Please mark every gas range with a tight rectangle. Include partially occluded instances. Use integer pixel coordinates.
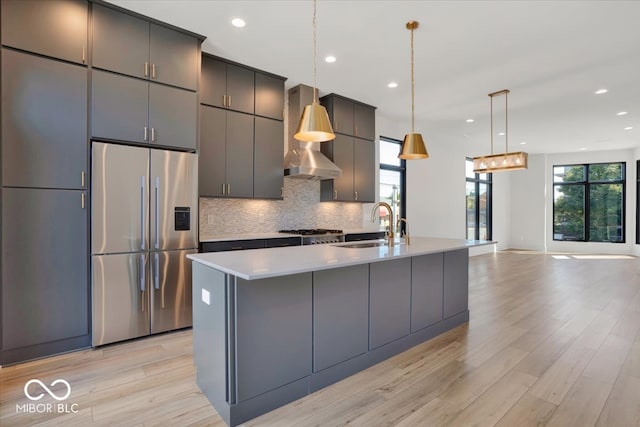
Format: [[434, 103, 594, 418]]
[[279, 229, 345, 245]]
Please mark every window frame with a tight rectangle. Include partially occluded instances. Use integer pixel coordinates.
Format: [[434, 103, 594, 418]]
[[465, 158, 493, 241], [552, 162, 626, 243], [379, 136, 406, 233]]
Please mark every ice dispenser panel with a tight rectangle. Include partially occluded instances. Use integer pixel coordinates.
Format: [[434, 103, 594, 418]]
[[174, 207, 191, 231]]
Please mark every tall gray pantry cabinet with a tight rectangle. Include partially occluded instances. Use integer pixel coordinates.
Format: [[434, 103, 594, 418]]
[[0, 0, 204, 364]]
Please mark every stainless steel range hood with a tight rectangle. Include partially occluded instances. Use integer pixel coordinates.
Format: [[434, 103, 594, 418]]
[[284, 85, 341, 180]]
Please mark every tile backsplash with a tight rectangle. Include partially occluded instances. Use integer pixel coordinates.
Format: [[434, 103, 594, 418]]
[[199, 179, 365, 239]]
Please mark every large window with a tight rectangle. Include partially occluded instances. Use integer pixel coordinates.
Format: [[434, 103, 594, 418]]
[[553, 162, 625, 242], [466, 158, 492, 240], [379, 137, 406, 232]]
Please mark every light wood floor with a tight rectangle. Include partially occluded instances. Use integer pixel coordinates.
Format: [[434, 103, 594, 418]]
[[2, 251, 639, 427]]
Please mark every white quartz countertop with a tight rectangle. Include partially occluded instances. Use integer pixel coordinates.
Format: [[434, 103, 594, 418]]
[[188, 237, 495, 280]]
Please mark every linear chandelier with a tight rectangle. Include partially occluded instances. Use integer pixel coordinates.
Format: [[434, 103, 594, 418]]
[[473, 89, 527, 173]]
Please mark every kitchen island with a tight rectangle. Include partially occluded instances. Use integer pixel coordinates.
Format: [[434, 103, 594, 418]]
[[188, 237, 492, 426]]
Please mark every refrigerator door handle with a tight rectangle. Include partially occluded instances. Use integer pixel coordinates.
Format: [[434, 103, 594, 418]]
[[140, 254, 146, 312], [155, 176, 160, 249], [141, 176, 146, 251], [154, 253, 160, 290]]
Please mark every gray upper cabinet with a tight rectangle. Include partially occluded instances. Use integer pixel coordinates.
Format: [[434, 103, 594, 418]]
[[353, 138, 376, 202], [1, 0, 88, 65], [254, 117, 284, 199], [1, 49, 87, 189], [201, 55, 254, 114], [199, 105, 254, 198], [255, 73, 285, 120], [2, 187, 88, 354], [320, 94, 376, 202], [354, 103, 376, 140], [322, 94, 376, 139], [92, 70, 197, 150], [92, 4, 198, 91]]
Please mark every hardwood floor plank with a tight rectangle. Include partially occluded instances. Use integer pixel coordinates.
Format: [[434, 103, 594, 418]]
[[494, 393, 557, 427], [595, 374, 640, 427], [581, 334, 633, 384], [545, 376, 613, 427]]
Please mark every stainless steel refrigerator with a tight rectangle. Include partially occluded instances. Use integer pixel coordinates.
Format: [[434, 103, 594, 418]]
[[91, 142, 198, 347]]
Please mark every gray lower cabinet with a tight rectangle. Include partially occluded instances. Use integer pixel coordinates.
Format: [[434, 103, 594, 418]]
[[313, 265, 369, 372], [235, 273, 312, 402], [92, 70, 197, 150], [411, 254, 444, 332], [254, 117, 284, 199], [369, 258, 412, 349], [1, 187, 89, 363], [1, 49, 87, 189], [1, 0, 88, 65], [199, 105, 254, 198], [443, 249, 469, 318], [92, 3, 199, 91]]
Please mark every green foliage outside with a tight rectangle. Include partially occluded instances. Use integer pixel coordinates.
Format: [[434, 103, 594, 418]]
[[553, 163, 623, 242]]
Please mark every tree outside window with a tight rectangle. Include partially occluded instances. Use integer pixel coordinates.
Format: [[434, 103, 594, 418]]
[[553, 163, 625, 243]]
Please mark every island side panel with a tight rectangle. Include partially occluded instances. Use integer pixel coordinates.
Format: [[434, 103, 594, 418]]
[[313, 264, 369, 372], [369, 257, 412, 349], [411, 253, 444, 332], [234, 273, 313, 402], [443, 248, 470, 318], [192, 262, 231, 424]]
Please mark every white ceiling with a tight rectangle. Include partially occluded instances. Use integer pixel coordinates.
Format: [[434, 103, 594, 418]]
[[109, 0, 640, 155]]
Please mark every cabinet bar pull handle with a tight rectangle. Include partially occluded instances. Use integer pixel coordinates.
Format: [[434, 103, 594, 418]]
[[228, 95, 232, 108], [355, 191, 358, 201], [144, 126, 148, 141], [141, 176, 146, 251], [223, 95, 227, 107], [81, 193, 85, 209], [151, 63, 156, 79], [81, 170, 86, 188], [227, 183, 231, 195], [82, 45, 86, 64], [144, 62, 149, 77], [281, 187, 284, 198], [334, 190, 338, 200], [151, 127, 156, 142]]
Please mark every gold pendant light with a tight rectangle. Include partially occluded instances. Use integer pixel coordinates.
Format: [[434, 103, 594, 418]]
[[472, 89, 528, 173], [294, 0, 335, 142], [399, 21, 428, 160]]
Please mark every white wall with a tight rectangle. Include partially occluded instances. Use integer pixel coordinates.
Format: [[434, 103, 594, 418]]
[[509, 154, 547, 251]]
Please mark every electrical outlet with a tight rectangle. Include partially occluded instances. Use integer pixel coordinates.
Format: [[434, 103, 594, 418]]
[[207, 214, 214, 225]]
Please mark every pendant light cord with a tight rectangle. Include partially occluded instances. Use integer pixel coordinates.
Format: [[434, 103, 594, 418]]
[[505, 90, 509, 153], [313, 0, 318, 103], [490, 94, 494, 155], [410, 26, 415, 133]]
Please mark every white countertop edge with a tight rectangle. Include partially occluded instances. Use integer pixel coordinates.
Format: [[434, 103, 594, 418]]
[[189, 238, 495, 281], [200, 229, 383, 243]]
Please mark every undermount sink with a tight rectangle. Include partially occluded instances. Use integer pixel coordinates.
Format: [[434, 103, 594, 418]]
[[334, 241, 388, 248]]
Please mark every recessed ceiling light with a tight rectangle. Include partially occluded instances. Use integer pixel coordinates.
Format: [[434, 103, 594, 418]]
[[594, 89, 608, 95], [520, 141, 527, 145], [616, 111, 628, 116], [624, 126, 633, 130], [231, 18, 246, 28], [580, 147, 588, 151], [497, 132, 505, 136], [387, 82, 398, 88], [465, 119, 474, 123], [324, 56, 336, 63]]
